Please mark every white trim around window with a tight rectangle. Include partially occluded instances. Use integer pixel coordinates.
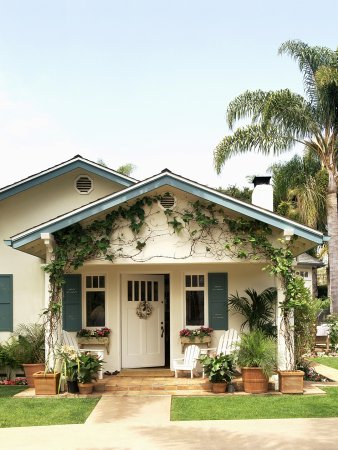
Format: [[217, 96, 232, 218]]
[[83, 274, 107, 328], [183, 273, 208, 328]]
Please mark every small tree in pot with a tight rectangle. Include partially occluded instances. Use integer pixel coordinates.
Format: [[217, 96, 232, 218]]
[[200, 353, 235, 393], [77, 352, 103, 394], [13, 323, 45, 387], [237, 329, 277, 393]]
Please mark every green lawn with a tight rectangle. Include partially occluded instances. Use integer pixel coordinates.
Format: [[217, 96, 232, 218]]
[[171, 388, 338, 421], [0, 386, 100, 428], [0, 386, 29, 397], [311, 357, 338, 370]]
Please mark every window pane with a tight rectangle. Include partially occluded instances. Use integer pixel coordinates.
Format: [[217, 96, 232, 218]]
[[99, 276, 105, 288], [128, 281, 133, 301], [186, 291, 204, 325], [93, 276, 98, 288], [134, 281, 139, 301], [199, 275, 204, 287], [141, 281, 146, 301], [147, 281, 152, 301], [154, 282, 158, 301], [185, 275, 191, 287], [86, 291, 105, 326], [192, 275, 198, 287], [86, 276, 92, 288]]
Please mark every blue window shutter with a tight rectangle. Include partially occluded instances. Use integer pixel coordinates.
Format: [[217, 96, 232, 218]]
[[0, 275, 13, 332], [208, 273, 228, 330], [63, 275, 82, 331]]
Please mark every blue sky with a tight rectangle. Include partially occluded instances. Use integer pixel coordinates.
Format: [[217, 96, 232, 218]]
[[0, 0, 337, 188]]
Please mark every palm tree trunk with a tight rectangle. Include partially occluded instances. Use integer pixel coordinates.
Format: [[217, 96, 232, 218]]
[[326, 171, 338, 313]]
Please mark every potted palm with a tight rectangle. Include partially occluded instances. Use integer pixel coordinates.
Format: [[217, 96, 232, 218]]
[[13, 323, 45, 388], [77, 352, 103, 394], [200, 353, 235, 393], [237, 329, 277, 393]]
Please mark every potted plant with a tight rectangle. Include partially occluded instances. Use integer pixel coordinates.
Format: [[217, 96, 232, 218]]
[[77, 352, 103, 394], [57, 345, 81, 393], [237, 329, 277, 393], [200, 353, 235, 393], [32, 297, 62, 395], [13, 323, 45, 388]]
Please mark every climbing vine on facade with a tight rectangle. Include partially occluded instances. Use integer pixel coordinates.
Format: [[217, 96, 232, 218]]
[[44, 194, 311, 369]]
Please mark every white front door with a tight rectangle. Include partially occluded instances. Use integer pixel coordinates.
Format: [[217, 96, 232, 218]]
[[121, 275, 165, 368]]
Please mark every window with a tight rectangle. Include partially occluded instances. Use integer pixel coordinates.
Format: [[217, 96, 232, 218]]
[[0, 275, 13, 331], [296, 270, 310, 279], [185, 274, 205, 326], [85, 275, 105, 327]]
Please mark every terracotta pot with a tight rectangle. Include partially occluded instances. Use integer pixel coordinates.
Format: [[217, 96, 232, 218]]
[[33, 371, 60, 395], [278, 370, 304, 394], [241, 367, 268, 393], [211, 382, 227, 393], [23, 363, 46, 388], [78, 382, 94, 395]]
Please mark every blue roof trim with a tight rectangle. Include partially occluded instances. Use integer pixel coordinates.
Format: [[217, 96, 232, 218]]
[[0, 159, 135, 201], [9, 172, 326, 249]]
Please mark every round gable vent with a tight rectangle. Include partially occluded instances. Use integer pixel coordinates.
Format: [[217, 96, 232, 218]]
[[159, 194, 175, 210], [75, 175, 93, 194]]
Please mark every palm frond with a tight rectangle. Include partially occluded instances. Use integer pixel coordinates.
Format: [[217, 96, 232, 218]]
[[228, 288, 276, 335], [278, 40, 334, 106], [214, 124, 296, 174], [226, 90, 272, 129], [261, 89, 319, 138]]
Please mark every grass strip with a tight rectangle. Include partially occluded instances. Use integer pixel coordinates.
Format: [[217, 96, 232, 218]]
[[311, 357, 338, 370], [0, 393, 100, 428], [171, 388, 338, 421], [0, 386, 28, 397]]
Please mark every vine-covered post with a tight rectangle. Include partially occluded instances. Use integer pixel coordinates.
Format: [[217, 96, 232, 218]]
[[276, 278, 294, 370], [41, 233, 61, 371]]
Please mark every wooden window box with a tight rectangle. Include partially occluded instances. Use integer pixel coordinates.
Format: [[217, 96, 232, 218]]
[[180, 336, 211, 352], [77, 336, 110, 354]]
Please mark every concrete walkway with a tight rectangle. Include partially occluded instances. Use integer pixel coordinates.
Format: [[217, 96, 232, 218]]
[[1, 393, 338, 450], [312, 362, 338, 382], [3, 364, 338, 450]]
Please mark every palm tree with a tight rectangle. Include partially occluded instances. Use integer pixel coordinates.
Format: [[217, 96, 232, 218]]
[[271, 153, 327, 231], [228, 287, 276, 336], [214, 40, 338, 312]]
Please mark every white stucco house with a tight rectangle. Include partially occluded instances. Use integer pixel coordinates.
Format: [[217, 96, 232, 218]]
[[0, 156, 327, 372]]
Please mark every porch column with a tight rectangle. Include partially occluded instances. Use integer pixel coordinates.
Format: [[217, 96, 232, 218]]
[[41, 233, 56, 370], [276, 277, 294, 371]]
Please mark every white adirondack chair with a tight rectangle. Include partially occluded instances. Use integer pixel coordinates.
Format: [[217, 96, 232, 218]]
[[201, 329, 240, 378], [173, 344, 200, 378], [62, 330, 104, 380]]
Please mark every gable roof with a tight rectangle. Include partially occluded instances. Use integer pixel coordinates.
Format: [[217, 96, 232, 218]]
[[0, 155, 137, 201], [6, 168, 328, 257], [296, 253, 325, 268]]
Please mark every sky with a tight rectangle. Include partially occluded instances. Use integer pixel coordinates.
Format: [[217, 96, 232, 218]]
[[0, 0, 337, 190]]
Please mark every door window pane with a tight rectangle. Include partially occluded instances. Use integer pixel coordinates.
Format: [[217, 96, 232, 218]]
[[134, 281, 139, 301]]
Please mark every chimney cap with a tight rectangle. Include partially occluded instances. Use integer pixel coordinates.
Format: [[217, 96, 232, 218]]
[[252, 175, 272, 187]]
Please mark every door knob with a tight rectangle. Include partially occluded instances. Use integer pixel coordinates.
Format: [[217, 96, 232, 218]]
[[161, 325, 165, 338]]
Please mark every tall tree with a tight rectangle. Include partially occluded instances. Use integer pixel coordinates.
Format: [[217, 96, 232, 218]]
[[214, 40, 338, 312], [271, 153, 327, 231]]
